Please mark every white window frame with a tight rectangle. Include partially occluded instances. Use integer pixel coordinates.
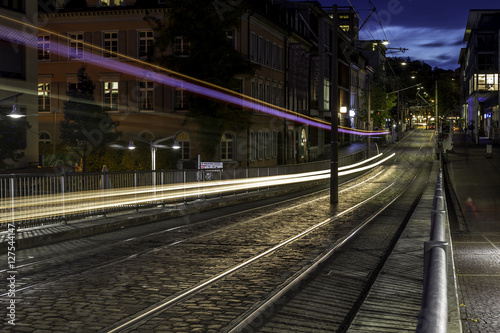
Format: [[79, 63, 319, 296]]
[[103, 31, 118, 58], [138, 81, 154, 111], [220, 132, 234, 161], [138, 30, 154, 59], [103, 81, 119, 111], [38, 35, 50, 61], [177, 132, 190, 160], [39, 131, 52, 144], [38, 82, 51, 112], [69, 32, 84, 60]]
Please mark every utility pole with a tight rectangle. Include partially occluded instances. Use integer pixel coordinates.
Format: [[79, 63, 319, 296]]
[[330, 5, 339, 205], [435, 80, 438, 135], [367, 73, 371, 157]]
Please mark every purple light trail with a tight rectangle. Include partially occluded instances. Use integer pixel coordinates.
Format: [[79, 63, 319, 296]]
[[0, 21, 389, 136]]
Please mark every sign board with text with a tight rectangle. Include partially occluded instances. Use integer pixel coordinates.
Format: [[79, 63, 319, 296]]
[[200, 162, 223, 169]]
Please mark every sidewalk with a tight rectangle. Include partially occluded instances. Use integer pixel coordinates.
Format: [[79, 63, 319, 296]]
[[445, 133, 500, 332]]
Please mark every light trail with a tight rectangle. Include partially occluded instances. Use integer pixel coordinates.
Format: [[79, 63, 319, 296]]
[[0, 153, 395, 223], [0, 14, 389, 135], [0, 152, 388, 211]]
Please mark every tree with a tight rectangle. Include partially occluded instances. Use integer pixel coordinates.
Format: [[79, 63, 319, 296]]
[[146, 0, 255, 160], [60, 66, 121, 172], [361, 85, 396, 128], [0, 108, 30, 170]]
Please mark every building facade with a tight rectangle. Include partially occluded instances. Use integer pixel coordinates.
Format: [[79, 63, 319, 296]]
[[0, 1, 39, 169], [34, 0, 370, 171], [459, 10, 500, 143]]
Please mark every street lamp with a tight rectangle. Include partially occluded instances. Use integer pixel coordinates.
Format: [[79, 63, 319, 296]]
[[150, 135, 180, 172], [127, 140, 136, 150], [8, 104, 25, 119]]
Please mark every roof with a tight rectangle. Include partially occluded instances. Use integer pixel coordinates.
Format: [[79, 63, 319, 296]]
[[464, 9, 500, 42]]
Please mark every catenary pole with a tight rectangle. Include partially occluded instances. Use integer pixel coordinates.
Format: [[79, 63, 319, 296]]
[[330, 5, 339, 205]]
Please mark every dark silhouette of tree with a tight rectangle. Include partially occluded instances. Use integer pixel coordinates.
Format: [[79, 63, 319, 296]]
[[0, 107, 30, 170], [60, 66, 120, 172], [146, 0, 255, 160]]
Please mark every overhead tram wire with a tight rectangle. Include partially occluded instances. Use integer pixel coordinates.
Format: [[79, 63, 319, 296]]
[[0, 13, 387, 136]]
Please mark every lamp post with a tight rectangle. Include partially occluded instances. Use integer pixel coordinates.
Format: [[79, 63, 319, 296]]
[[150, 136, 180, 172]]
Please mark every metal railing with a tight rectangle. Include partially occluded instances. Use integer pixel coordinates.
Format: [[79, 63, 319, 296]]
[[416, 168, 448, 333], [0, 149, 367, 227]]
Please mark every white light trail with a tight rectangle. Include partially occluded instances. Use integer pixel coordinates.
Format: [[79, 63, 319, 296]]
[[0, 153, 395, 223]]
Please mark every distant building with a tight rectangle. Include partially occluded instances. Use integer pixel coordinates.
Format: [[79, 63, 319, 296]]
[[0, 1, 39, 169], [459, 9, 500, 143], [34, 0, 373, 170]]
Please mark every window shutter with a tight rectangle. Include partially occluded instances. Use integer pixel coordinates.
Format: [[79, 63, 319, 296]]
[[119, 31, 127, 56], [129, 30, 137, 58]]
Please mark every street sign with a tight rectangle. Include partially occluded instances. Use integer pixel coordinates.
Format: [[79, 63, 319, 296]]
[[200, 162, 223, 169]]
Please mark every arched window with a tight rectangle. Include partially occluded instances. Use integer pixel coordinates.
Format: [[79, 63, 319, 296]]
[[138, 130, 155, 141], [176, 131, 190, 160], [221, 132, 234, 161], [39, 132, 52, 144]]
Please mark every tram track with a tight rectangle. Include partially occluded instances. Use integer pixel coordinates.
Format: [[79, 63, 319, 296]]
[[100, 132, 433, 332], [0, 167, 385, 297], [0, 130, 435, 332]]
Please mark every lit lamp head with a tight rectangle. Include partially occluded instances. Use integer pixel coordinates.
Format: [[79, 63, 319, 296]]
[[8, 104, 25, 119], [172, 140, 180, 150], [127, 140, 136, 150]]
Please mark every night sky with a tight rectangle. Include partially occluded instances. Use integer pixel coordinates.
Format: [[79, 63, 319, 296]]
[[296, 0, 499, 70]]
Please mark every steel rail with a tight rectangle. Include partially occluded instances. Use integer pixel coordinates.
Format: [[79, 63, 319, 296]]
[[0, 169, 386, 297], [105, 176, 401, 332]]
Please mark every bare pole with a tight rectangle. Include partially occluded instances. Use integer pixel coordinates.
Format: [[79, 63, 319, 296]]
[[330, 5, 339, 205], [367, 73, 371, 157]]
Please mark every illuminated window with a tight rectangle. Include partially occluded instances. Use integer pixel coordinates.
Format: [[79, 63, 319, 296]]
[[69, 33, 83, 60], [103, 32, 118, 58], [38, 35, 50, 61], [38, 83, 50, 112], [220, 132, 234, 161], [475, 74, 498, 91], [138, 81, 154, 111], [103, 81, 119, 111], [138, 30, 154, 59]]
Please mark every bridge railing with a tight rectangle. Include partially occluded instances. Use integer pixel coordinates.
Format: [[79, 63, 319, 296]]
[[416, 168, 448, 333]]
